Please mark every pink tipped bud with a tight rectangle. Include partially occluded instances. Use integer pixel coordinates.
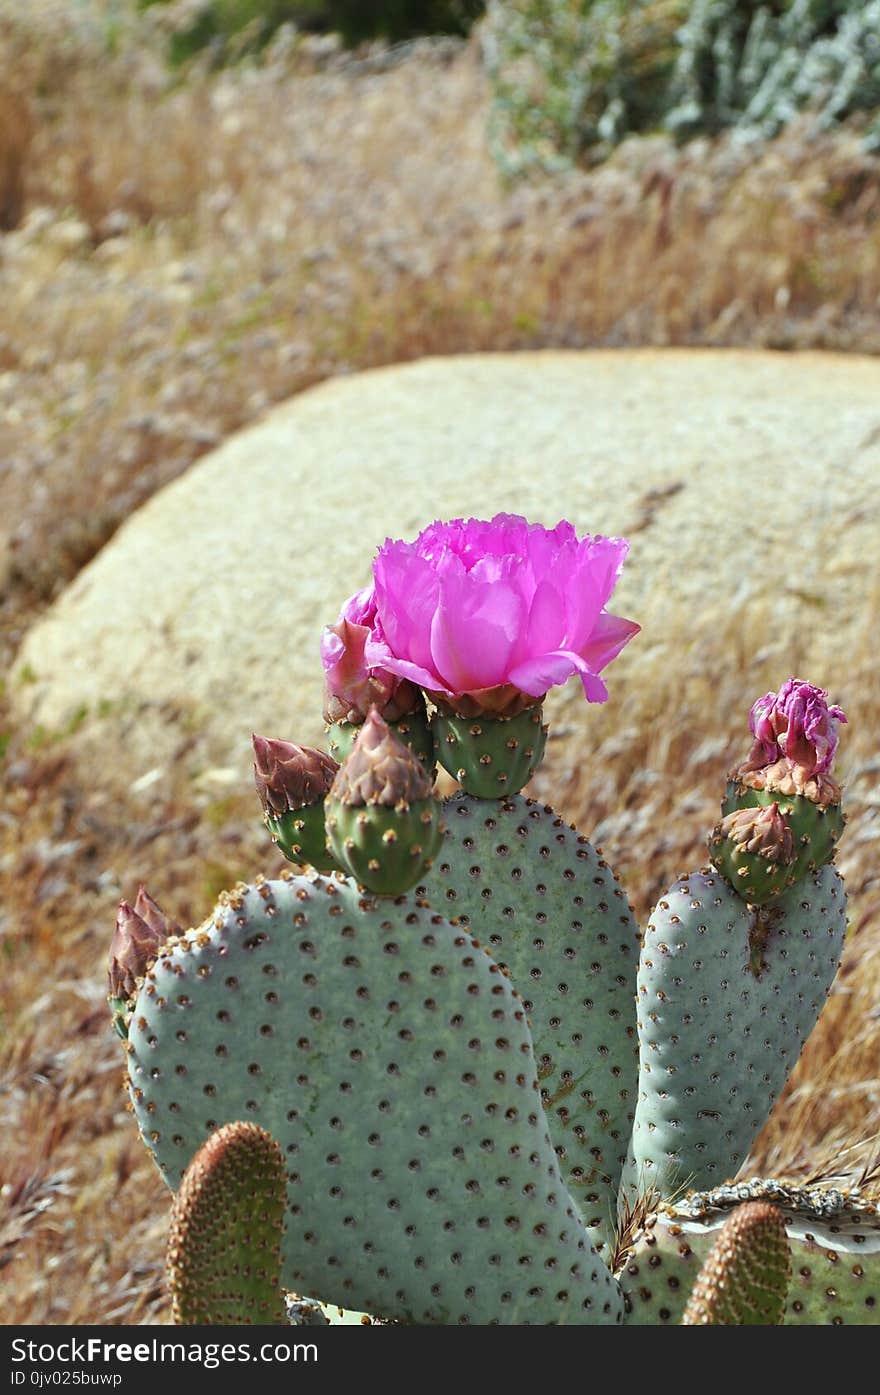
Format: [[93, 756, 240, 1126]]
[[321, 585, 421, 724], [108, 899, 164, 1001], [733, 679, 846, 802], [252, 735, 338, 817], [742, 679, 846, 778], [329, 707, 433, 809]]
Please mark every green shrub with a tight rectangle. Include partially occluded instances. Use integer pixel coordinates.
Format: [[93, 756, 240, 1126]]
[[138, 0, 484, 64], [486, 0, 880, 175]]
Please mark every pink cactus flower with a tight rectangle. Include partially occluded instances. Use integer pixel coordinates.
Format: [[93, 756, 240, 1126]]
[[362, 514, 639, 714], [747, 679, 846, 777], [321, 585, 420, 723]]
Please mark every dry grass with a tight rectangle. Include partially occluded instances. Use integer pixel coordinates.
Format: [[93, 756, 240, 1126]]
[[3, 7, 880, 600], [1, 1, 879, 1325]]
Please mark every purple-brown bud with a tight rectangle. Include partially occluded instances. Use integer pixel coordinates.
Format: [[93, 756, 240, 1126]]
[[252, 735, 338, 817], [108, 896, 165, 1001], [329, 708, 433, 809], [133, 884, 182, 940]]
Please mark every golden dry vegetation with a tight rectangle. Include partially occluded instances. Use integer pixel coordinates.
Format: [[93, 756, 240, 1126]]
[[1, 1, 879, 1325]]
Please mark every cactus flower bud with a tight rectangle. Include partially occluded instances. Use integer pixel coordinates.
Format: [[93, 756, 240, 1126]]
[[108, 896, 166, 1010], [709, 803, 799, 906], [718, 803, 794, 864], [329, 707, 433, 807], [133, 884, 182, 941], [252, 735, 338, 816], [321, 586, 422, 725], [252, 735, 339, 871], [715, 680, 846, 903], [325, 708, 443, 895]]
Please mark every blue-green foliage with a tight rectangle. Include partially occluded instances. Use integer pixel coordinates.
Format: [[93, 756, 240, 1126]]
[[668, 0, 880, 143], [486, 0, 880, 176], [485, 1, 688, 175]]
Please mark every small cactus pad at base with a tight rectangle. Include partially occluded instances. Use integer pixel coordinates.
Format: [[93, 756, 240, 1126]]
[[623, 1183, 880, 1325], [622, 864, 846, 1204], [431, 706, 547, 798], [128, 875, 624, 1324], [167, 1121, 287, 1325], [681, 1202, 790, 1325], [420, 796, 640, 1251]]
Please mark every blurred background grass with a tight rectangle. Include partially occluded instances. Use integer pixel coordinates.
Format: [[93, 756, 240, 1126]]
[[1, 0, 879, 1323]]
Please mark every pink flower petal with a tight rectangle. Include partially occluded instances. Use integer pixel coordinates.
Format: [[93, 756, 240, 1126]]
[[523, 578, 566, 656], [430, 570, 524, 691], [508, 649, 609, 703], [372, 542, 440, 676], [578, 611, 642, 674], [368, 515, 638, 710]]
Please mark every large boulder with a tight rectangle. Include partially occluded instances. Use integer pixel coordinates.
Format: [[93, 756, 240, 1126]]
[[11, 350, 880, 789]]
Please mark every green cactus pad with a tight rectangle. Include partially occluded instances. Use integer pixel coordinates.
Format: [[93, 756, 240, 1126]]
[[127, 874, 624, 1325], [326, 710, 436, 779], [431, 706, 547, 798], [325, 797, 444, 896], [680, 1201, 790, 1325], [622, 864, 846, 1204], [419, 796, 640, 1250], [623, 1183, 880, 1325], [265, 804, 337, 872], [718, 779, 844, 899], [167, 1121, 287, 1325]]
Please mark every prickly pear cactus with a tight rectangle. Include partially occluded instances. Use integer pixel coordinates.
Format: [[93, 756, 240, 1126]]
[[622, 1182, 880, 1325], [115, 512, 873, 1327], [126, 874, 624, 1325], [621, 864, 846, 1203], [420, 795, 640, 1249]]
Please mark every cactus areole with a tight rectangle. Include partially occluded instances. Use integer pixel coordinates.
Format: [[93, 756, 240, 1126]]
[[114, 514, 872, 1326]]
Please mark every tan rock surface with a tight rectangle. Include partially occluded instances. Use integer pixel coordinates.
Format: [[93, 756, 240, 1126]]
[[11, 349, 880, 788]]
